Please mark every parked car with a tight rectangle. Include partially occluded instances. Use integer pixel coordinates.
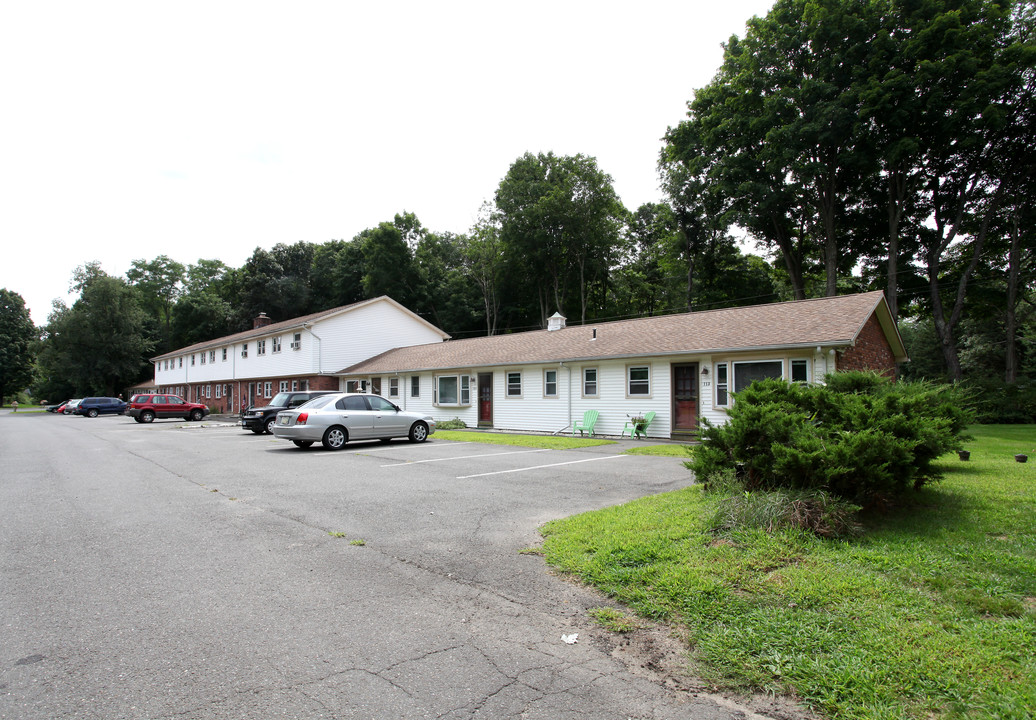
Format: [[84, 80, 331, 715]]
[[61, 399, 83, 415], [241, 390, 335, 435], [270, 393, 435, 450], [45, 400, 69, 413], [75, 396, 128, 417], [127, 394, 209, 423]]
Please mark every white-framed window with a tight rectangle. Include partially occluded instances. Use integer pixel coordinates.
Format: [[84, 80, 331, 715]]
[[389, 377, 399, 397], [215, 385, 222, 398], [205, 384, 211, 399], [279, 381, 289, 392], [734, 360, 784, 393], [292, 380, 298, 391], [582, 367, 598, 397], [435, 375, 470, 406], [543, 369, 558, 398], [178, 357, 183, 368], [791, 359, 809, 383], [241, 343, 248, 359], [272, 337, 282, 353], [411, 376, 420, 398], [264, 381, 272, 398], [191, 354, 196, 366], [715, 363, 729, 406], [222, 347, 227, 361], [300, 379, 309, 390], [291, 332, 301, 350], [627, 365, 650, 397], [506, 371, 522, 397], [257, 339, 267, 356], [209, 350, 216, 364], [200, 352, 206, 365]]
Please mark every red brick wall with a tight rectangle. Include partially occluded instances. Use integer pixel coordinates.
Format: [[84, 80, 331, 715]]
[[837, 313, 897, 377]]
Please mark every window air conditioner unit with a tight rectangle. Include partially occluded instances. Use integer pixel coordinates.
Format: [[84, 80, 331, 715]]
[[290, 341, 300, 350], [241, 350, 247, 358]]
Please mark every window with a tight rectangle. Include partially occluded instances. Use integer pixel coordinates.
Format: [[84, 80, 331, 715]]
[[241, 343, 248, 359], [389, 377, 399, 398], [716, 363, 729, 406], [200, 353, 206, 365], [582, 367, 598, 397], [371, 378, 381, 396], [178, 357, 182, 368], [264, 382, 272, 398], [215, 385, 222, 398], [272, 337, 282, 353], [301, 379, 309, 390], [257, 339, 266, 356], [205, 385, 211, 399], [543, 369, 557, 398], [222, 348, 227, 361], [627, 366, 650, 396], [279, 381, 289, 392], [435, 375, 470, 406], [734, 360, 784, 393], [506, 371, 522, 397], [411, 376, 420, 398], [791, 359, 809, 383], [191, 354, 196, 366], [292, 380, 298, 391], [291, 332, 301, 350], [209, 350, 216, 363]]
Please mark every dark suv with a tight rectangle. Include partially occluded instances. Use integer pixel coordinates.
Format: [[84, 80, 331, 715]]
[[127, 394, 210, 423], [76, 397, 128, 417], [241, 390, 335, 434]]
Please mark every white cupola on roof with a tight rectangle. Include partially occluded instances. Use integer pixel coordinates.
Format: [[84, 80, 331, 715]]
[[547, 312, 567, 331]]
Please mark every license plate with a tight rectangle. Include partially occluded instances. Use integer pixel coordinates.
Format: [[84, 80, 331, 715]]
[[279, 415, 291, 425]]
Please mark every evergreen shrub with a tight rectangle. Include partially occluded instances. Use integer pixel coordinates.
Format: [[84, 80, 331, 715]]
[[688, 372, 972, 507]]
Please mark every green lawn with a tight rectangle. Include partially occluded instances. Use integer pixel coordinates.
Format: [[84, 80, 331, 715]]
[[540, 425, 1036, 720]]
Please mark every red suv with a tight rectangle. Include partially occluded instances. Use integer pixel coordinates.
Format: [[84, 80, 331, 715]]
[[127, 394, 210, 423]]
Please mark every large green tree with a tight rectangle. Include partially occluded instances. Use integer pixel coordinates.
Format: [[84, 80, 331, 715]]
[[126, 255, 185, 350], [0, 289, 37, 403], [495, 152, 625, 326]]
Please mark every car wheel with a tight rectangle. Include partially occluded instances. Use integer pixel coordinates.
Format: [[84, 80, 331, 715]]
[[408, 421, 429, 443], [87, 409, 99, 418], [141, 410, 155, 423], [251, 427, 265, 435], [321, 426, 348, 450], [134, 417, 144, 423], [292, 440, 314, 449], [190, 409, 204, 421], [264, 417, 276, 434]]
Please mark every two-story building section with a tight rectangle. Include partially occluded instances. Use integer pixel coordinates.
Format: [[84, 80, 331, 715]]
[[149, 296, 449, 413]]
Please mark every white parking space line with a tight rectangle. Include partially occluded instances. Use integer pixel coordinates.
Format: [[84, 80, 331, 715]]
[[457, 453, 629, 479], [380, 448, 551, 467], [356, 442, 473, 455]]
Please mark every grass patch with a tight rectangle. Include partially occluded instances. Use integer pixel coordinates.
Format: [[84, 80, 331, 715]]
[[588, 606, 642, 633], [541, 425, 1036, 720], [434, 429, 615, 449], [329, 531, 346, 538], [623, 443, 695, 458], [349, 539, 366, 546]]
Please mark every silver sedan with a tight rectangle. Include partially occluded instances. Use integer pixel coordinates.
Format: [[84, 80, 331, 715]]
[[270, 393, 436, 450]]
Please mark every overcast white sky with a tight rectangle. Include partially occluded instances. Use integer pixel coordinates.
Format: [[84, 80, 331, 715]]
[[1, 0, 774, 325]]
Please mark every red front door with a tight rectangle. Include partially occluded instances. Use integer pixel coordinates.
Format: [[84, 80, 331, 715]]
[[478, 373, 493, 426], [672, 364, 699, 434]]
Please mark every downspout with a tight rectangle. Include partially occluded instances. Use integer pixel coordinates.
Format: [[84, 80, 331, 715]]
[[559, 361, 572, 435], [304, 323, 324, 387]]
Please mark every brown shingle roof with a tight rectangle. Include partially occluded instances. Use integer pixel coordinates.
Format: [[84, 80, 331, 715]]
[[340, 291, 905, 374]]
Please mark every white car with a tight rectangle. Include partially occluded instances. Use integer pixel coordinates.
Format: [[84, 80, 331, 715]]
[[270, 393, 436, 450]]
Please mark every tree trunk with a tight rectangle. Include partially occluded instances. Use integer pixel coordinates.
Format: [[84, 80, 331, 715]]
[[1005, 213, 1020, 383]]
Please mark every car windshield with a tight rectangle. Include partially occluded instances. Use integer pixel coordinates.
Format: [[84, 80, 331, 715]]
[[269, 393, 292, 407], [299, 395, 337, 410]]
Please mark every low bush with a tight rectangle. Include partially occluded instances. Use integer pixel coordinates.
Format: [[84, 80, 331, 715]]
[[689, 372, 972, 507], [436, 417, 467, 430]]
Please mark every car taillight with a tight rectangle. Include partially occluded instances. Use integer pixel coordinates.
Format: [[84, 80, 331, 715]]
[[296, 413, 308, 425]]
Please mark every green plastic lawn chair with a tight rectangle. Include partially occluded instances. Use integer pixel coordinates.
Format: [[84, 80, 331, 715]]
[[573, 409, 600, 437], [620, 411, 656, 439]]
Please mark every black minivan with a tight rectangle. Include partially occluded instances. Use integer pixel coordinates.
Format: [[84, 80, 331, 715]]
[[76, 397, 128, 418]]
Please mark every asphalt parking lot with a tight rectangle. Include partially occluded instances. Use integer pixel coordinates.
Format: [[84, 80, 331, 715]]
[[1, 412, 789, 720]]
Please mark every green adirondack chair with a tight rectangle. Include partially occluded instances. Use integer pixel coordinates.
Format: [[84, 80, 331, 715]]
[[620, 411, 656, 439], [573, 409, 600, 437]]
